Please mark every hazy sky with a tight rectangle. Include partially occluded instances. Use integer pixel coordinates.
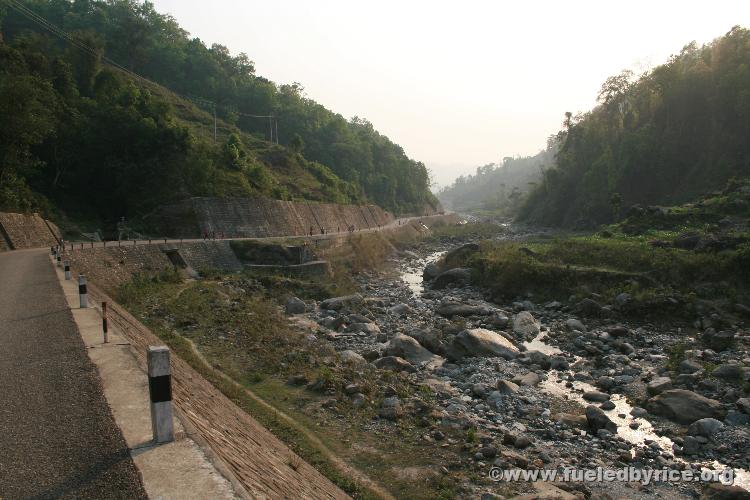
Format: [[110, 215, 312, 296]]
[[151, 0, 747, 188]]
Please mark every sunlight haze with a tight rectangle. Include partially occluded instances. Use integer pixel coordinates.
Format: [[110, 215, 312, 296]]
[[151, 0, 748, 187]]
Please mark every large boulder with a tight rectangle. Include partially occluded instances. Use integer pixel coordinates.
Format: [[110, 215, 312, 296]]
[[432, 268, 472, 289], [321, 294, 362, 311], [345, 322, 381, 335], [384, 334, 442, 365], [647, 376, 673, 396], [512, 311, 540, 339], [687, 418, 724, 437], [565, 318, 587, 332], [647, 389, 726, 424], [525, 350, 551, 369], [339, 350, 366, 365], [575, 298, 603, 317], [423, 262, 442, 281], [410, 329, 445, 355], [585, 405, 617, 433], [712, 363, 745, 380], [285, 296, 306, 315], [443, 243, 480, 264], [436, 302, 492, 318], [447, 328, 520, 361], [702, 329, 736, 351]]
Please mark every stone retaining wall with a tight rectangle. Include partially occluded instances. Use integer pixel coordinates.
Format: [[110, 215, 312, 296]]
[[145, 197, 396, 238], [0, 212, 61, 249]]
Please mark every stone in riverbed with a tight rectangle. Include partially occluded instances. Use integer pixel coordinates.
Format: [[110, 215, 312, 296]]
[[446, 328, 520, 361], [345, 322, 381, 334], [496, 379, 519, 394], [647, 376, 673, 395], [285, 296, 306, 314], [384, 334, 436, 363], [687, 418, 724, 438], [583, 390, 611, 402], [679, 359, 703, 374], [388, 303, 413, 316], [512, 311, 540, 339], [432, 267, 472, 289], [320, 294, 362, 310], [565, 318, 587, 332], [436, 302, 491, 318], [550, 356, 569, 370], [712, 363, 745, 380], [553, 413, 588, 429], [585, 405, 617, 433], [512, 372, 541, 387], [423, 262, 441, 281], [647, 389, 726, 424], [701, 328, 735, 351], [600, 400, 616, 411], [576, 298, 603, 317], [378, 396, 402, 420], [525, 350, 552, 369], [339, 350, 366, 365], [373, 356, 416, 373], [700, 483, 750, 500]]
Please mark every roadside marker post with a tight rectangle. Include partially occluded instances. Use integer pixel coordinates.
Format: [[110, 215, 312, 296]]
[[56, 253, 62, 267], [64, 261, 71, 280], [147, 346, 174, 443], [78, 275, 88, 308], [102, 301, 109, 343]]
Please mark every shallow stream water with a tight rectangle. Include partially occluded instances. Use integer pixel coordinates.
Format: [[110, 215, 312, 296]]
[[400, 248, 748, 490]]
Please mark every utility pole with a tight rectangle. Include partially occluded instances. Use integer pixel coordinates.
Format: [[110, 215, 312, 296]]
[[213, 105, 217, 143], [275, 117, 278, 144]]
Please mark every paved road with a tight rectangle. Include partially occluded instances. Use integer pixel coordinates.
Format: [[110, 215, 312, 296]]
[[0, 249, 146, 499]]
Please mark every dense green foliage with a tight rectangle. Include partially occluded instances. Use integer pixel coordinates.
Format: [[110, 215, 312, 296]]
[[437, 149, 554, 215], [448, 181, 750, 317], [0, 0, 436, 222], [519, 27, 750, 227]]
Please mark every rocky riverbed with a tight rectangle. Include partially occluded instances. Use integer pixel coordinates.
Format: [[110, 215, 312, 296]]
[[288, 228, 750, 499]]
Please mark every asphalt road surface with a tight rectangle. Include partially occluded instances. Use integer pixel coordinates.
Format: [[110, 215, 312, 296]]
[[0, 249, 146, 499]]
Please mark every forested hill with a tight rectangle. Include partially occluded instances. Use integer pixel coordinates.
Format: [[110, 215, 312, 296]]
[[0, 0, 437, 224], [437, 149, 554, 216], [517, 26, 750, 228]]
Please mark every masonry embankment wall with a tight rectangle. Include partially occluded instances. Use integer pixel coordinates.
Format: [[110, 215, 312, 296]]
[[0, 212, 61, 249], [62, 241, 241, 292], [145, 197, 398, 238]]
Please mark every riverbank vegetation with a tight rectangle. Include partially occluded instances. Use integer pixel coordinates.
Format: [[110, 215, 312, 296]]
[[445, 180, 750, 321]]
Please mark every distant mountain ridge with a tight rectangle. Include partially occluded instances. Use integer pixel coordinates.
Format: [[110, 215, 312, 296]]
[[518, 26, 750, 228]]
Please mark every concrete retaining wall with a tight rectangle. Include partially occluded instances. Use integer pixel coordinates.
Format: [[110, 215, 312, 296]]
[[0, 212, 61, 249], [145, 197, 396, 238], [63, 241, 242, 291]]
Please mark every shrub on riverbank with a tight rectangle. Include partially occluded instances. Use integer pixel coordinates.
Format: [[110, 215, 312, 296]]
[[453, 234, 749, 309]]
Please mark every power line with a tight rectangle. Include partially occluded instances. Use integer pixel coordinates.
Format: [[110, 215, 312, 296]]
[[3, 0, 280, 143]]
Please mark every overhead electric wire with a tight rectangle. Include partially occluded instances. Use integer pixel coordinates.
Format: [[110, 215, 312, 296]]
[[3, 0, 280, 142]]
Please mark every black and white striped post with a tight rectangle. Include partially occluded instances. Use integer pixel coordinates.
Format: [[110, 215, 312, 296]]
[[102, 301, 109, 343], [78, 275, 88, 308], [147, 346, 174, 443], [64, 261, 71, 280]]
